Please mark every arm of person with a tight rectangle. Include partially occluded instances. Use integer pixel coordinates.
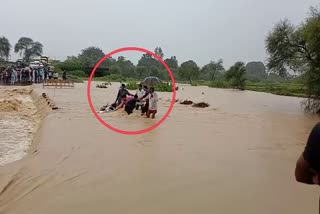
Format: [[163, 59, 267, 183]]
[[125, 89, 134, 96], [295, 155, 315, 184], [142, 94, 150, 102], [114, 90, 121, 104], [295, 123, 320, 185], [140, 92, 149, 100], [115, 101, 125, 111]]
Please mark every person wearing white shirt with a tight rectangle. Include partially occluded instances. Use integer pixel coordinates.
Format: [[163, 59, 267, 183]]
[[144, 87, 158, 119], [135, 84, 146, 110]]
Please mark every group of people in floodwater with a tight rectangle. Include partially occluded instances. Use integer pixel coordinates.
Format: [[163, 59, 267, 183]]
[[111, 83, 158, 118]]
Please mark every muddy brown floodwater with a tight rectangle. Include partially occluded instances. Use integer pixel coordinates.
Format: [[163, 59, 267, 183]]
[[0, 82, 319, 214]]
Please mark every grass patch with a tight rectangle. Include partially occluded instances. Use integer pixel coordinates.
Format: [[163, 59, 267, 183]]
[[126, 82, 174, 92], [92, 74, 136, 82], [245, 82, 306, 97], [68, 75, 84, 83]]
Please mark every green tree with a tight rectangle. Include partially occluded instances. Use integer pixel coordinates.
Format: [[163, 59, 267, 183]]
[[225, 62, 246, 89], [0, 36, 11, 61], [266, 6, 320, 112], [58, 56, 83, 71], [14, 37, 43, 62], [201, 59, 224, 81], [136, 66, 149, 78], [78, 47, 112, 76], [149, 65, 161, 77], [137, 53, 161, 68], [164, 56, 178, 69], [115, 56, 135, 77], [154, 47, 164, 59], [164, 56, 179, 79], [245, 61, 268, 82], [179, 60, 200, 84], [78, 46, 105, 67], [109, 64, 121, 75]]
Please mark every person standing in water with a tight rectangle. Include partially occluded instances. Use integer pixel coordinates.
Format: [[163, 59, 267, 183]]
[[114, 84, 133, 107], [135, 84, 146, 110], [140, 86, 149, 116], [114, 94, 133, 110], [143, 87, 158, 119]]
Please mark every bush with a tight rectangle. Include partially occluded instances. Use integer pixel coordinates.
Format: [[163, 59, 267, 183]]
[[126, 82, 174, 92], [126, 82, 138, 90], [68, 75, 84, 83], [155, 82, 173, 92], [209, 80, 229, 88], [68, 70, 86, 77]]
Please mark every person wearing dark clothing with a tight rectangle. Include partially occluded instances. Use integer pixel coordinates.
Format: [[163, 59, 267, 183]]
[[125, 95, 138, 115], [141, 99, 149, 116], [296, 122, 320, 185], [295, 122, 320, 212], [114, 84, 133, 106], [62, 70, 67, 80], [139, 86, 150, 116], [44, 68, 48, 80], [140, 86, 149, 99]]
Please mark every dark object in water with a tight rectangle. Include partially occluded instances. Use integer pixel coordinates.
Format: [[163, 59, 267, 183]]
[[175, 99, 179, 103], [125, 98, 137, 115], [192, 102, 209, 108], [100, 104, 115, 112], [100, 105, 107, 111], [96, 84, 108, 88], [202, 92, 204, 95], [175, 86, 179, 91], [180, 100, 193, 105], [141, 100, 149, 114]]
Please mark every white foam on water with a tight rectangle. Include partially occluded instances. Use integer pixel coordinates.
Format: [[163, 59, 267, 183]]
[[0, 115, 33, 166]]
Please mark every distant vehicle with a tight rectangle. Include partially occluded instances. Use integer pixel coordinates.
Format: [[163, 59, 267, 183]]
[[30, 61, 40, 69], [40, 56, 49, 65], [53, 72, 59, 79]]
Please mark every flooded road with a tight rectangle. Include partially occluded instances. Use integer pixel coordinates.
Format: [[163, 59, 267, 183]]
[[0, 82, 318, 214]]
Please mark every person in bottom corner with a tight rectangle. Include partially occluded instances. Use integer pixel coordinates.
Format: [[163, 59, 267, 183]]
[[295, 122, 320, 185], [144, 87, 158, 119]]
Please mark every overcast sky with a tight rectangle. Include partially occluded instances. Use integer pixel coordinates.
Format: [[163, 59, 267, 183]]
[[1, 0, 318, 68]]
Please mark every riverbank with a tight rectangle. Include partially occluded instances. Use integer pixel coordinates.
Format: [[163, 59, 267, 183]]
[[0, 82, 319, 214]]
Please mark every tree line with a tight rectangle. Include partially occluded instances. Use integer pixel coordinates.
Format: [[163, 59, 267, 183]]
[[49, 45, 290, 90], [53, 46, 255, 89]]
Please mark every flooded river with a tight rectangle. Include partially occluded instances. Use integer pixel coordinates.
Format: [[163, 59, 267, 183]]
[[0, 82, 319, 214]]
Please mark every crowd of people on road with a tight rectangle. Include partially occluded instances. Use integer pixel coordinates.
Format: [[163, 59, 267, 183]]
[[0, 64, 56, 85], [112, 83, 158, 118]]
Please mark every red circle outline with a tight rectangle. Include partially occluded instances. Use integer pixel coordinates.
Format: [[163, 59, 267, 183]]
[[87, 47, 176, 135]]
